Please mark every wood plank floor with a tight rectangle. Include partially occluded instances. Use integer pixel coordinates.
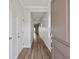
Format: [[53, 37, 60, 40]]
[[17, 35, 51, 59]]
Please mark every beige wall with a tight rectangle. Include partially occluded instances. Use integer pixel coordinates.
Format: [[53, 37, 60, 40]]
[[51, 0, 70, 59]]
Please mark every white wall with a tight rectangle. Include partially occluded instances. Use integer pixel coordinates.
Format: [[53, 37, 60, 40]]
[[22, 10, 31, 48], [39, 13, 51, 51]]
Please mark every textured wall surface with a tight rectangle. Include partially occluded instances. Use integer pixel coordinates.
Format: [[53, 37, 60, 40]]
[[51, 0, 70, 59]]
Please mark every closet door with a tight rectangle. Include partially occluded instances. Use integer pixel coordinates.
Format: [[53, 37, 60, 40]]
[[51, 0, 70, 59], [12, 8, 18, 59], [17, 17, 22, 55], [9, 3, 12, 59]]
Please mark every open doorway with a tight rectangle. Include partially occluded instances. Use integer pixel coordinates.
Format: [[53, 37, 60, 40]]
[[31, 12, 52, 51]]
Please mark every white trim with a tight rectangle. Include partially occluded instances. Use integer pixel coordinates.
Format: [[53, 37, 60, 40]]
[[31, 10, 48, 13], [18, 0, 49, 9], [24, 6, 48, 9], [24, 6, 48, 12]]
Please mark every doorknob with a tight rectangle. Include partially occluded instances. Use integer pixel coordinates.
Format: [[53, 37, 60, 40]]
[[9, 37, 12, 40]]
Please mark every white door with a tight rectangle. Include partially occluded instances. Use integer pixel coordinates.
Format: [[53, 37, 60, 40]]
[[17, 17, 22, 55], [9, 0, 23, 59], [11, 10, 22, 59], [9, 7, 18, 59], [9, 4, 12, 59], [12, 8, 18, 59]]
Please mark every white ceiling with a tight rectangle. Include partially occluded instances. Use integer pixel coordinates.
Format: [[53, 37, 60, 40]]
[[19, 0, 49, 8], [31, 12, 47, 23]]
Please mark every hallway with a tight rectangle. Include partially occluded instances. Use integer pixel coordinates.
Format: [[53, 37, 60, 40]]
[[9, 0, 70, 59], [17, 35, 51, 59]]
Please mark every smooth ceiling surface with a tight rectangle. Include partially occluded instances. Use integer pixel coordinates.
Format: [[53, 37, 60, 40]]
[[31, 12, 47, 22], [19, 0, 49, 7]]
